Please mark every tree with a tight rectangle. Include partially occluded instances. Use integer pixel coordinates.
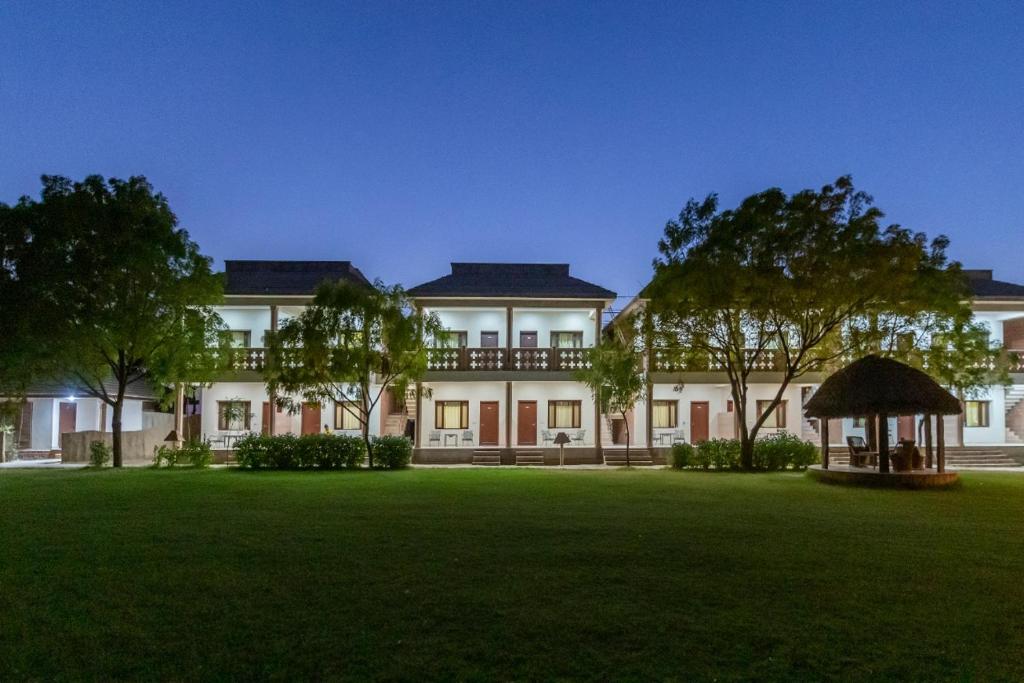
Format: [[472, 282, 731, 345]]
[[648, 176, 969, 470], [264, 280, 441, 467], [574, 327, 646, 467], [0, 175, 225, 466]]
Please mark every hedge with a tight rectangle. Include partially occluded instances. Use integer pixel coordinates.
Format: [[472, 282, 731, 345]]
[[670, 433, 819, 471], [371, 435, 413, 469], [235, 433, 366, 470]]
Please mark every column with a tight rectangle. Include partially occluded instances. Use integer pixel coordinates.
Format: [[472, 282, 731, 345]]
[[268, 304, 279, 436]]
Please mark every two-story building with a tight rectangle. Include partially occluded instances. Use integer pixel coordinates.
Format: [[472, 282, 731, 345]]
[[407, 263, 617, 465]]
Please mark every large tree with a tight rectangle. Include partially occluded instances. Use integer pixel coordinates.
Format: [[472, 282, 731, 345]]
[[264, 280, 441, 467], [574, 327, 646, 467], [0, 175, 225, 466], [648, 176, 969, 470]]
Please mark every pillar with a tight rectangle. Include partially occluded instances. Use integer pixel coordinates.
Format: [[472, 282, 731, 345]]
[[821, 417, 830, 470], [268, 304, 279, 436], [878, 413, 890, 473], [174, 382, 185, 447], [937, 414, 945, 473], [414, 381, 422, 449], [924, 414, 933, 469]]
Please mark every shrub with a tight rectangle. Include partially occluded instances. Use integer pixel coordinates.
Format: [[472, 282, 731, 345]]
[[669, 442, 694, 469], [179, 439, 213, 468], [234, 433, 366, 470], [699, 438, 741, 471], [89, 441, 111, 467], [371, 436, 412, 469], [152, 444, 178, 467], [753, 432, 819, 471]]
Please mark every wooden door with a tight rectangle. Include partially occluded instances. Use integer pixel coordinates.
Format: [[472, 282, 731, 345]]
[[690, 401, 709, 443], [480, 401, 499, 446], [897, 415, 915, 442], [519, 331, 538, 348], [517, 401, 537, 445], [262, 402, 271, 435], [58, 402, 77, 435], [301, 403, 321, 435]]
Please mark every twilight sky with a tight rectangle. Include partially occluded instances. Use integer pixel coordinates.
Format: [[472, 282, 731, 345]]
[[2, 1, 1023, 308]]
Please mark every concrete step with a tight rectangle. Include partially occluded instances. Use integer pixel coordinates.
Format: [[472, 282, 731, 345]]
[[515, 454, 545, 466], [604, 449, 655, 466], [472, 451, 501, 466]]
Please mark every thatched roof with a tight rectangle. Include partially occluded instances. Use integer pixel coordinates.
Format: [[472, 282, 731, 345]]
[[803, 355, 961, 418]]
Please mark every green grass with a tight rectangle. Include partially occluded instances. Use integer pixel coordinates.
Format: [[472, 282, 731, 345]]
[[2, 469, 1023, 681]]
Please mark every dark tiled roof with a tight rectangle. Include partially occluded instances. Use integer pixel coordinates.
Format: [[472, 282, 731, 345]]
[[407, 263, 616, 300], [224, 260, 370, 295], [966, 270, 1024, 298]]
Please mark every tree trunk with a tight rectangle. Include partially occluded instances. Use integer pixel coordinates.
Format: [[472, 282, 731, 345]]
[[362, 389, 373, 468], [111, 399, 123, 468], [622, 410, 630, 468], [740, 435, 754, 471]]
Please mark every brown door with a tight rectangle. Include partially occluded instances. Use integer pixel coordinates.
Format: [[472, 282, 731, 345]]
[[480, 401, 499, 446], [517, 401, 537, 445], [301, 403, 321, 435], [262, 402, 271, 435], [58, 402, 77, 435], [897, 416, 915, 442], [690, 402, 709, 443], [519, 331, 538, 348]]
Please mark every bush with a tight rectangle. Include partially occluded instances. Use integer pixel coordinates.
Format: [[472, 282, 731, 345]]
[[89, 441, 111, 467], [234, 433, 366, 470], [152, 444, 178, 467], [669, 442, 694, 469], [753, 432, 819, 471], [700, 438, 741, 471], [371, 436, 412, 469], [179, 440, 213, 468]]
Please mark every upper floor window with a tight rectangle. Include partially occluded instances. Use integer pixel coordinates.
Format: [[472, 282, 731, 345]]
[[551, 331, 583, 348], [852, 417, 867, 428], [652, 400, 677, 428], [548, 400, 581, 429], [756, 400, 787, 429], [964, 401, 990, 428], [438, 331, 467, 348], [480, 331, 499, 348], [519, 331, 538, 348], [228, 330, 251, 348]]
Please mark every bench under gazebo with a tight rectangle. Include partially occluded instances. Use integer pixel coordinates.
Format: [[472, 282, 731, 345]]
[[803, 354, 961, 489]]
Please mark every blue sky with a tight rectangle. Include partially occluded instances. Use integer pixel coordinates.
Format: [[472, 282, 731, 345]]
[[2, 1, 1022, 306]]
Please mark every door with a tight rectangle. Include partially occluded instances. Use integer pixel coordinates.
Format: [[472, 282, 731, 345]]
[[301, 403, 321, 435], [58, 402, 77, 435], [517, 401, 537, 445], [690, 401, 709, 443], [480, 401, 499, 446], [480, 331, 499, 348], [897, 415, 915, 442], [519, 331, 538, 348]]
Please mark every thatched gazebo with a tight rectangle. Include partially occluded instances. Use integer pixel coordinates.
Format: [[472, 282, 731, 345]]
[[804, 355, 962, 474]]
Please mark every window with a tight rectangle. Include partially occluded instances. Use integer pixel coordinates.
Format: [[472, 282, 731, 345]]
[[519, 331, 538, 348], [439, 331, 467, 348], [335, 402, 362, 430], [217, 401, 251, 431], [852, 417, 866, 428], [726, 400, 733, 413], [965, 401, 990, 428], [551, 331, 583, 348], [435, 401, 469, 429], [228, 330, 251, 348], [652, 400, 677, 428], [756, 400, 787, 429], [548, 400, 582, 429], [480, 331, 499, 348]]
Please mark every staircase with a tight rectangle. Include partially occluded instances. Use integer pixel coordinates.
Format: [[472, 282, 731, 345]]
[[801, 417, 819, 443], [1005, 385, 1024, 444], [471, 450, 501, 466], [603, 448, 654, 467], [515, 450, 545, 466], [829, 447, 1020, 468], [381, 413, 406, 437]]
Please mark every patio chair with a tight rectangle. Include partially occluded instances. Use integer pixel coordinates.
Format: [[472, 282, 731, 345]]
[[461, 430, 474, 446], [428, 431, 441, 447], [846, 436, 876, 468], [672, 430, 687, 445], [541, 430, 554, 445], [571, 429, 586, 445]]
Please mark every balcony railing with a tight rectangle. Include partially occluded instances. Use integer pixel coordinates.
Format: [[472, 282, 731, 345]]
[[651, 348, 787, 373], [426, 347, 593, 372]]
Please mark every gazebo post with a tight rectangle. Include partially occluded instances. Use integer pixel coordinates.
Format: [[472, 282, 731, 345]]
[[936, 414, 945, 473], [924, 414, 934, 469], [866, 415, 877, 453], [878, 413, 890, 474], [821, 418, 830, 470]]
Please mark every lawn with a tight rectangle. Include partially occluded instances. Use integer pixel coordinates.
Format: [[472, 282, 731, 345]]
[[1, 468, 1023, 681]]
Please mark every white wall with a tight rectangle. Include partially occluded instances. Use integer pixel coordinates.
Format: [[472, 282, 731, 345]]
[[513, 309, 598, 347], [217, 307, 274, 346], [651, 383, 805, 442], [431, 308, 507, 347], [512, 381, 595, 446], [75, 398, 102, 432], [421, 382, 507, 446]]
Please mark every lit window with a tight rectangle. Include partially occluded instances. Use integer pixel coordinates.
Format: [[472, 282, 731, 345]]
[[438, 331, 467, 348], [548, 401, 581, 428], [965, 401, 990, 428], [228, 330, 251, 348], [435, 401, 469, 429], [756, 400, 787, 429], [652, 400, 677, 428], [852, 417, 866, 428], [551, 332, 583, 348], [334, 402, 362, 430]]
